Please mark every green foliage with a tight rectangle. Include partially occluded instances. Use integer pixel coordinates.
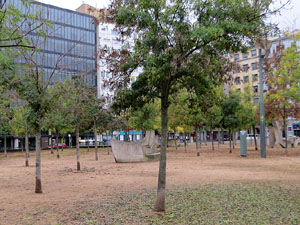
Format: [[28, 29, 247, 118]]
[[0, 88, 11, 135], [10, 104, 34, 136], [128, 100, 160, 132], [221, 90, 242, 132], [236, 85, 257, 130]]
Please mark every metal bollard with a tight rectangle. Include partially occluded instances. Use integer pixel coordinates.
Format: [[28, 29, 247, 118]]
[[240, 130, 247, 157]]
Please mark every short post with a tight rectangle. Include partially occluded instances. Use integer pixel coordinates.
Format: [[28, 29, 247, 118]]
[[240, 130, 247, 157]]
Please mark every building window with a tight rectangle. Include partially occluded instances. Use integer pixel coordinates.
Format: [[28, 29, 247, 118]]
[[235, 77, 241, 85], [251, 62, 257, 70], [244, 76, 249, 83], [253, 86, 258, 93], [252, 74, 258, 81], [242, 64, 248, 72], [243, 53, 248, 59], [251, 49, 257, 57], [234, 54, 239, 61], [254, 97, 259, 105]]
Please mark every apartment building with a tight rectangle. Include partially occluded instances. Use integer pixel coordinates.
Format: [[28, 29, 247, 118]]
[[230, 47, 260, 104]]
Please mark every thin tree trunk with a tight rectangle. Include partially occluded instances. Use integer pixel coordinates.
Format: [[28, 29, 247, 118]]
[[154, 101, 168, 212], [184, 132, 187, 153], [232, 132, 235, 149], [283, 107, 288, 154], [87, 136, 90, 152], [253, 125, 258, 151], [94, 122, 98, 161], [25, 130, 29, 167], [4, 135, 7, 157], [195, 126, 200, 156], [204, 131, 207, 145], [50, 133, 53, 154], [56, 131, 60, 159], [211, 131, 214, 151], [61, 136, 64, 151], [35, 131, 42, 193], [21, 137, 24, 152], [174, 129, 177, 150], [199, 129, 202, 148], [76, 126, 80, 171], [222, 130, 225, 144], [218, 129, 220, 147], [229, 130, 232, 153]]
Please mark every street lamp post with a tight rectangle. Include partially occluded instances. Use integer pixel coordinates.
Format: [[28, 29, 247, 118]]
[[68, 134, 71, 148], [259, 49, 266, 158]]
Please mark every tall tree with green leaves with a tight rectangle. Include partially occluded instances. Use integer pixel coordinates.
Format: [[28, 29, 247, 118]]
[[0, 88, 11, 157], [10, 104, 33, 166], [108, 0, 281, 211], [63, 77, 96, 170], [221, 90, 242, 153]]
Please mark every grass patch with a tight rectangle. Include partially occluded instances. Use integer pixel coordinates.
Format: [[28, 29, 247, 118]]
[[67, 184, 300, 225]]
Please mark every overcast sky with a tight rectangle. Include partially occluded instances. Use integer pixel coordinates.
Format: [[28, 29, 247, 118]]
[[40, 0, 300, 31]]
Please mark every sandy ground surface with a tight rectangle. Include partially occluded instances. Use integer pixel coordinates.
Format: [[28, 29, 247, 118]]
[[0, 143, 300, 224]]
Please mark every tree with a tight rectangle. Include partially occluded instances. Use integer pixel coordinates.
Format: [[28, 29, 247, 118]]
[[221, 90, 242, 153], [43, 82, 72, 159], [109, 0, 279, 211], [237, 85, 258, 150], [10, 104, 33, 166], [0, 88, 11, 157], [265, 33, 300, 152], [63, 77, 96, 170], [128, 101, 160, 134], [0, 0, 45, 51]]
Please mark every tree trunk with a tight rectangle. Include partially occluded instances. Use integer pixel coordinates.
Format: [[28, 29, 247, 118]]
[[25, 130, 29, 167], [61, 136, 64, 151], [184, 132, 187, 153], [195, 126, 200, 156], [204, 131, 207, 145], [218, 129, 220, 147], [283, 109, 288, 154], [229, 130, 232, 153], [4, 135, 7, 157], [94, 123, 98, 161], [50, 133, 53, 154], [21, 137, 24, 152], [211, 131, 214, 151], [76, 126, 80, 171], [35, 131, 42, 193], [253, 125, 258, 151], [174, 129, 177, 150], [154, 101, 168, 212], [56, 131, 60, 159], [269, 126, 276, 148], [232, 132, 235, 149], [87, 136, 90, 152], [222, 130, 225, 144]]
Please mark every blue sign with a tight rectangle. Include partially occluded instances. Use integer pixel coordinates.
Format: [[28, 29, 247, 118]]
[[120, 131, 142, 135]]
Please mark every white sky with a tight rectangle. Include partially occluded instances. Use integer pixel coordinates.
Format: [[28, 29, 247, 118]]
[[40, 0, 300, 31]]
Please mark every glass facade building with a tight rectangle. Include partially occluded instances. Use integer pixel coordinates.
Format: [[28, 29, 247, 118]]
[[9, 0, 97, 87]]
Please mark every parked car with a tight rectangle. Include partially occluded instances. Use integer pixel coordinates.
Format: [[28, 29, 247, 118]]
[[47, 143, 67, 148], [246, 134, 259, 140]]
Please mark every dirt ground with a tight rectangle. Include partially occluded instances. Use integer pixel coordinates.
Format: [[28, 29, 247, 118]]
[[0, 143, 300, 225]]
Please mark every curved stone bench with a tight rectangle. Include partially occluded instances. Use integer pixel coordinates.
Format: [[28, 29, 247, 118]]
[[111, 140, 160, 163]]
